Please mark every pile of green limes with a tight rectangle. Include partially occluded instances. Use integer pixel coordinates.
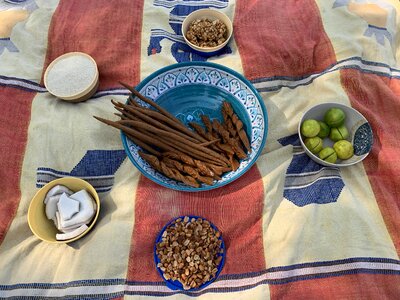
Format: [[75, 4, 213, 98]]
[[300, 107, 354, 164]]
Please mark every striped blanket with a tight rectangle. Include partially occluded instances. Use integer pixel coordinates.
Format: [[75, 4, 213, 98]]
[[1, 0, 400, 299]]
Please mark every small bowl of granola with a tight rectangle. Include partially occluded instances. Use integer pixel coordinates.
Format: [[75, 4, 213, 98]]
[[182, 9, 233, 56]]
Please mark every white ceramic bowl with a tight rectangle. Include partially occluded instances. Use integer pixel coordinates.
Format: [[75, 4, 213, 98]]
[[44, 52, 99, 103], [298, 102, 374, 167], [182, 9, 233, 55]]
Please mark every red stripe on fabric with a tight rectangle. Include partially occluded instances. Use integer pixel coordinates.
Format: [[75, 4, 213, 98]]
[[0, 87, 34, 245], [340, 70, 400, 254], [43, 0, 144, 89], [234, 0, 336, 80], [270, 273, 400, 299], [127, 166, 265, 281]]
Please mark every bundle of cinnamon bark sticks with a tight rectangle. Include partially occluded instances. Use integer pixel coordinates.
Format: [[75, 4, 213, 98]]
[[94, 82, 251, 188]]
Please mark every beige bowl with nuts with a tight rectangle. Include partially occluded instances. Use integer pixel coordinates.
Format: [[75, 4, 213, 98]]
[[182, 9, 233, 54]]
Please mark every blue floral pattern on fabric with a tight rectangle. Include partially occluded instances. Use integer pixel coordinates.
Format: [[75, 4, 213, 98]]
[[332, 0, 393, 46], [147, 0, 232, 62]]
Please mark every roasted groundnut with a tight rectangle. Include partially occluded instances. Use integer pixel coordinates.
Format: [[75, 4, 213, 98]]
[[156, 216, 223, 290], [186, 18, 228, 48]]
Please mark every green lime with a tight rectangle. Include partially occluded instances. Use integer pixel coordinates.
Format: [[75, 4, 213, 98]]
[[333, 140, 354, 160], [301, 119, 320, 137], [305, 137, 323, 154], [329, 124, 349, 142], [319, 147, 337, 164], [317, 121, 330, 138], [324, 108, 345, 128]]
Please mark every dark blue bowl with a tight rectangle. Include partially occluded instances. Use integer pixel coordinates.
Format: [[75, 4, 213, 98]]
[[154, 215, 226, 291]]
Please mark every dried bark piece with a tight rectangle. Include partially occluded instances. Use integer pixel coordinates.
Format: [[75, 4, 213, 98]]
[[139, 151, 200, 188], [212, 119, 247, 159], [222, 101, 251, 153], [189, 122, 227, 156], [201, 115, 213, 134], [163, 157, 214, 185], [222, 109, 236, 137], [163, 152, 216, 178], [212, 119, 230, 143]]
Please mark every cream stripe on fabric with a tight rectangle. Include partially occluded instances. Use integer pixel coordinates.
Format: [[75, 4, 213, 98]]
[[0, 93, 138, 283], [1, 260, 399, 298]]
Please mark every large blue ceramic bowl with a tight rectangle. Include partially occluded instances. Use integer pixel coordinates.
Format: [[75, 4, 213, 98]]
[[154, 215, 225, 291], [121, 61, 268, 191]]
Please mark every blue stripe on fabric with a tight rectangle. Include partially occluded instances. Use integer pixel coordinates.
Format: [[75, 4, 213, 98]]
[[1, 56, 399, 94], [266, 256, 400, 273], [35, 183, 112, 193], [123, 269, 400, 298], [1, 257, 399, 291], [0, 75, 44, 87], [35, 181, 113, 190], [368, 24, 388, 31], [0, 279, 125, 290], [91, 92, 130, 99], [1, 269, 399, 298], [251, 56, 399, 84], [255, 64, 400, 93], [37, 172, 114, 182], [0, 83, 46, 93]]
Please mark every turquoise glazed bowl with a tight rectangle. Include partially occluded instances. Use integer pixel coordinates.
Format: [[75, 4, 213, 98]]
[[121, 61, 268, 191]]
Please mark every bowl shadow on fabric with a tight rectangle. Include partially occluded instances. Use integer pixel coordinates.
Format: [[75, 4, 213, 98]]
[[67, 190, 117, 250]]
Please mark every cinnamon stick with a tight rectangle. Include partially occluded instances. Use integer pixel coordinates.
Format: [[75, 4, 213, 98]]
[[122, 120, 230, 165], [222, 101, 251, 152], [113, 102, 201, 144], [120, 81, 181, 123]]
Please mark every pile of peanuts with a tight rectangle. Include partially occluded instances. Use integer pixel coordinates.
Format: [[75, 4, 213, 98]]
[[156, 216, 224, 290]]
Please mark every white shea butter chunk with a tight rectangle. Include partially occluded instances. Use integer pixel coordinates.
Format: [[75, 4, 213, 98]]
[[44, 185, 73, 204], [56, 224, 89, 241], [45, 195, 61, 220], [57, 193, 80, 221], [60, 190, 96, 229]]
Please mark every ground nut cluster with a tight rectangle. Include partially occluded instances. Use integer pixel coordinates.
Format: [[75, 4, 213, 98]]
[[186, 18, 228, 48], [156, 216, 223, 290]]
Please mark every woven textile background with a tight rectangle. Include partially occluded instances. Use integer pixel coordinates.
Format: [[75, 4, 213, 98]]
[[0, 0, 399, 299]]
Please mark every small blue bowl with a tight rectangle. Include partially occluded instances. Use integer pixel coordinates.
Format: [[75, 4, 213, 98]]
[[154, 215, 226, 291]]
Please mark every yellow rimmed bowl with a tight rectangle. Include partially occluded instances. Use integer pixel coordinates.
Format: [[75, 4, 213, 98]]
[[28, 177, 100, 244]]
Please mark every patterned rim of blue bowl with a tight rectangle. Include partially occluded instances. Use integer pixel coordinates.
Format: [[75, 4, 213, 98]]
[[120, 61, 268, 192], [154, 215, 225, 291]]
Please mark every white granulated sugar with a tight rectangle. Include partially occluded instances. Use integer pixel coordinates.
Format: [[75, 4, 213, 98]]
[[47, 55, 96, 97]]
